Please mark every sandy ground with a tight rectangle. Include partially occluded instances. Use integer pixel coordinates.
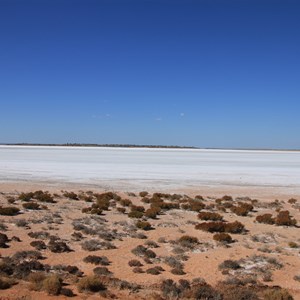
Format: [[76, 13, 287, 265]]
[[0, 181, 299, 299]]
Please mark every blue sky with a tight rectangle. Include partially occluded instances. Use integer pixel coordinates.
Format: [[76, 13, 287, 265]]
[[0, 0, 299, 148]]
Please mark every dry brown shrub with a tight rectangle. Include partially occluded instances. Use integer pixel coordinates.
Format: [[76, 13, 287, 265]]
[[275, 210, 297, 226], [213, 233, 233, 244], [195, 221, 245, 234], [42, 274, 63, 295], [256, 214, 275, 225], [77, 275, 105, 293], [198, 211, 223, 221]]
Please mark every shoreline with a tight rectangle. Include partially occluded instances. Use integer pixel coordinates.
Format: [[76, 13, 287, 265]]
[[1, 144, 300, 152]]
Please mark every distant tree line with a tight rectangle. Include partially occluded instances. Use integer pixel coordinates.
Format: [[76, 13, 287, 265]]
[[5, 143, 197, 149]]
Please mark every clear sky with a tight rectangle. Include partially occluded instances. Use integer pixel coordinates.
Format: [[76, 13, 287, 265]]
[[0, 0, 299, 149]]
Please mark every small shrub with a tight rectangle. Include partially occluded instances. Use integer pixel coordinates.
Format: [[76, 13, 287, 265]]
[[82, 239, 116, 251], [48, 240, 72, 253], [82, 207, 103, 215], [93, 266, 112, 276], [128, 259, 143, 267], [0, 276, 16, 290], [182, 200, 205, 212], [230, 204, 253, 216], [77, 275, 105, 293], [0, 233, 9, 248], [132, 245, 156, 258], [195, 221, 245, 234], [263, 288, 294, 300], [14, 261, 45, 279], [84, 255, 110, 265], [145, 207, 160, 219], [128, 210, 144, 218], [145, 240, 159, 248], [171, 267, 185, 275], [0, 206, 20, 216], [63, 191, 79, 200], [117, 207, 126, 213], [198, 211, 223, 221], [0, 222, 8, 231], [275, 211, 297, 226], [28, 272, 46, 291], [19, 192, 34, 201], [213, 233, 233, 244], [288, 242, 299, 248], [178, 235, 199, 248], [219, 259, 241, 270], [139, 191, 149, 197], [133, 267, 144, 273], [15, 219, 29, 227], [42, 274, 62, 295], [293, 275, 300, 282], [22, 202, 40, 210], [288, 198, 297, 204], [120, 199, 132, 207], [256, 214, 275, 225], [164, 256, 183, 269], [28, 231, 49, 240], [30, 240, 47, 250], [136, 221, 152, 231], [146, 267, 161, 275], [33, 190, 55, 203], [183, 283, 221, 299]]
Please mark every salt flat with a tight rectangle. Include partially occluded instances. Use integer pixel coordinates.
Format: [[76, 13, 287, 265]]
[[0, 146, 300, 192]]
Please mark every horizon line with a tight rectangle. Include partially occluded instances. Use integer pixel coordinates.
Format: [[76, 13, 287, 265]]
[[1, 143, 300, 152]]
